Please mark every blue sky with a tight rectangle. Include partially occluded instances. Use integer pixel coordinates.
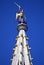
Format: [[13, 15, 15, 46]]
[[0, 0, 44, 65]]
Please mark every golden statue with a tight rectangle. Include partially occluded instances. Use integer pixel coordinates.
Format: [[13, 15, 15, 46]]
[[15, 3, 26, 23]]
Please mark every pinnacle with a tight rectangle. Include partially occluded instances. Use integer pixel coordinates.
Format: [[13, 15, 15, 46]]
[[15, 44, 18, 47], [13, 54, 16, 56], [11, 27, 33, 65], [28, 47, 32, 50], [13, 48, 16, 50]]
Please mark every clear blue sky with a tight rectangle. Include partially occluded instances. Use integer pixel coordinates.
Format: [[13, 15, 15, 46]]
[[0, 0, 44, 65]]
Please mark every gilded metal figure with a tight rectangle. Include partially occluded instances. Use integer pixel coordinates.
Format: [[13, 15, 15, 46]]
[[15, 3, 26, 23]]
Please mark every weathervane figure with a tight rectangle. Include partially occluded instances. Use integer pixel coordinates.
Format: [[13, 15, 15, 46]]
[[15, 3, 26, 23]]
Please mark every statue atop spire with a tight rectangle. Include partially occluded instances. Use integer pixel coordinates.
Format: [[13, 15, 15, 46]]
[[15, 3, 26, 23]]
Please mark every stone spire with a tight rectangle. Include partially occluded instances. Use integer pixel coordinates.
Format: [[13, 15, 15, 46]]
[[11, 4, 33, 65]]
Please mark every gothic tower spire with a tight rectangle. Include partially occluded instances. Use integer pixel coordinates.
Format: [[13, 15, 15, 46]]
[[11, 4, 33, 65]]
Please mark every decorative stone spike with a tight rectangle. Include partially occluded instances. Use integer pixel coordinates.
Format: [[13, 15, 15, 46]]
[[13, 54, 16, 56], [25, 44, 28, 46], [28, 47, 31, 50], [17, 35, 20, 38], [10, 59, 13, 61], [16, 38, 18, 40], [27, 52, 29, 56], [24, 35, 29, 40], [16, 35, 20, 40], [15, 44, 18, 47], [30, 58, 34, 61], [13, 48, 16, 50], [26, 37, 29, 40], [30, 62, 33, 65]]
